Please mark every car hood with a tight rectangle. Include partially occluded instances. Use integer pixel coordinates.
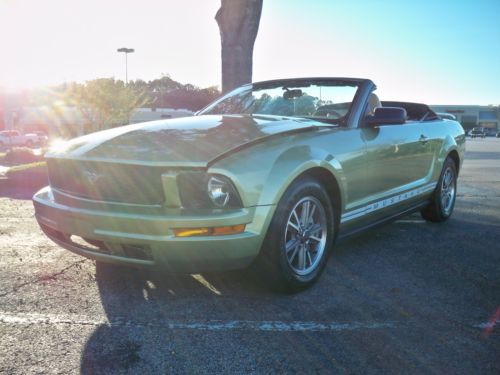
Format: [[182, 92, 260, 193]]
[[46, 115, 330, 167]]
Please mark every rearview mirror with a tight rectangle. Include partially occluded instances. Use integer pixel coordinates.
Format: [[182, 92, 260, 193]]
[[283, 89, 303, 100], [366, 107, 407, 127]]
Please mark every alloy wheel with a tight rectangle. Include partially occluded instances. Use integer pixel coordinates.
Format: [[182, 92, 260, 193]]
[[440, 167, 455, 215], [284, 196, 328, 276]]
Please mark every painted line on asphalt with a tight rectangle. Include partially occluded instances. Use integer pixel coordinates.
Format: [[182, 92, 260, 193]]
[[473, 320, 500, 329], [394, 220, 426, 224], [0, 311, 496, 333], [0, 311, 394, 331]]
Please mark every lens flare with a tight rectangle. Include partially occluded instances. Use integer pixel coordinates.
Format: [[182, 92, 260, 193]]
[[49, 138, 70, 153]]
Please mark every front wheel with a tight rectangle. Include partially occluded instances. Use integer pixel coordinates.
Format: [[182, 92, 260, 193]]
[[421, 157, 457, 222], [255, 177, 335, 292]]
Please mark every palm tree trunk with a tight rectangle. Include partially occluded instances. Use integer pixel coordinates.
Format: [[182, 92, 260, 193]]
[[216, 0, 263, 94]]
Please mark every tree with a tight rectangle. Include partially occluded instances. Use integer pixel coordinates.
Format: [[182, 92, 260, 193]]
[[216, 0, 263, 94], [65, 79, 149, 133]]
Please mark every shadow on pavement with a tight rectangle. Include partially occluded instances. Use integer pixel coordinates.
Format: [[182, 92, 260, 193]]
[[80, 263, 272, 373], [0, 178, 47, 200], [78, 204, 500, 373]]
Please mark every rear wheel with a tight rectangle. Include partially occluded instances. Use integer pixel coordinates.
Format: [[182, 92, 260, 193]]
[[421, 157, 457, 222], [255, 177, 335, 292]]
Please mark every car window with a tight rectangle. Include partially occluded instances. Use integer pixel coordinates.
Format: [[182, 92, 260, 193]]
[[199, 81, 359, 123]]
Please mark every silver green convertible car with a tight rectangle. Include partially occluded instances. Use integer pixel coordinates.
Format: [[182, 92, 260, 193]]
[[33, 78, 465, 291]]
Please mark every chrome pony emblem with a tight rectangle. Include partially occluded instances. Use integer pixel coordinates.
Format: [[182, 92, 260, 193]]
[[83, 170, 104, 185]]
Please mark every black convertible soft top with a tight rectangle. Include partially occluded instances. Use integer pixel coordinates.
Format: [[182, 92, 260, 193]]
[[382, 101, 440, 122]]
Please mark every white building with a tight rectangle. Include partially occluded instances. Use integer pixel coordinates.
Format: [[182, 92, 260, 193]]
[[130, 108, 193, 123], [431, 105, 499, 131]]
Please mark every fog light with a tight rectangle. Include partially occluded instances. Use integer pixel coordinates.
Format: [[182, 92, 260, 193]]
[[173, 224, 245, 237]]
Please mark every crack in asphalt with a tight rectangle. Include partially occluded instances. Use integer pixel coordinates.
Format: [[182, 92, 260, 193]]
[[0, 259, 89, 297]]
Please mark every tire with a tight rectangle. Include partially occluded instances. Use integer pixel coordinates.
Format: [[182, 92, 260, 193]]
[[25, 140, 34, 148], [421, 157, 457, 222], [255, 176, 336, 293]]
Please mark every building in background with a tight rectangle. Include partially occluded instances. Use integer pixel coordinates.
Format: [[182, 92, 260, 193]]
[[431, 105, 499, 131], [0, 92, 24, 133], [130, 108, 193, 124], [12, 106, 84, 139]]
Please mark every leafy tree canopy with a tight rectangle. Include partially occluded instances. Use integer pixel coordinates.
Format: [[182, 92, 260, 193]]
[[64, 78, 149, 132], [2, 75, 221, 133]]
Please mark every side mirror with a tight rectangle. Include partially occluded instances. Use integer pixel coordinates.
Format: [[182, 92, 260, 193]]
[[366, 107, 407, 127]]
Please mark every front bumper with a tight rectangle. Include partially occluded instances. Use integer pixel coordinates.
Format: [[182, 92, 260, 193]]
[[33, 186, 275, 272]]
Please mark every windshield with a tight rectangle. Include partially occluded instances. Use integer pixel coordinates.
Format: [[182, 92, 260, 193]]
[[198, 80, 359, 124]]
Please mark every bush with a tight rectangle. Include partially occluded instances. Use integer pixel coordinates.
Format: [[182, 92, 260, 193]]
[[4, 147, 41, 165]]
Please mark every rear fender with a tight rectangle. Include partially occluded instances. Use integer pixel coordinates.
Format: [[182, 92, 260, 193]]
[[436, 132, 465, 178]]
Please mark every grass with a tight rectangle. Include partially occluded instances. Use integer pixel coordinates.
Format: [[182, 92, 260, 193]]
[[6, 161, 47, 178]]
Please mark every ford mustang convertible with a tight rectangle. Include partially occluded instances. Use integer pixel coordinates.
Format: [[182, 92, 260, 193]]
[[33, 78, 465, 291]]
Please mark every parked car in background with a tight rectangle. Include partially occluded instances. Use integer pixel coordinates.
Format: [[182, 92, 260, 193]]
[[484, 128, 497, 137], [26, 131, 49, 145], [33, 77, 465, 292], [437, 112, 457, 121], [469, 127, 486, 138], [0, 130, 39, 147]]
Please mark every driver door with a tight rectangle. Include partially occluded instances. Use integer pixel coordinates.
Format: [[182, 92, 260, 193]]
[[361, 121, 430, 202]]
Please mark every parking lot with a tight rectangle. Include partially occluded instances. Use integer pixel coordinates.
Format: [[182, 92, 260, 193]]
[[1, 138, 499, 374]]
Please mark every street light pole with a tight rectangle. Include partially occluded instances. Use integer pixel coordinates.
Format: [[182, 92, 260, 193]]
[[117, 47, 134, 84]]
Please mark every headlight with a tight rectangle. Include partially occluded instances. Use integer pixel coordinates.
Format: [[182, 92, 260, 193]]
[[177, 172, 242, 209], [207, 176, 231, 207]]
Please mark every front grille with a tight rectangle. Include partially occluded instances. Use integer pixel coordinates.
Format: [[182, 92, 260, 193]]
[[47, 159, 165, 205]]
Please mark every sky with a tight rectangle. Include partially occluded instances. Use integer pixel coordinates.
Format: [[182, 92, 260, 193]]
[[0, 0, 499, 104]]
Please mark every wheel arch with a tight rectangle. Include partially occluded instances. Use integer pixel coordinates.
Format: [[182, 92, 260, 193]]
[[287, 167, 342, 228], [447, 149, 460, 174], [436, 132, 464, 178]]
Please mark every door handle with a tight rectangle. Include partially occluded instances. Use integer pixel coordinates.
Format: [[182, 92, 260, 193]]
[[419, 134, 429, 144]]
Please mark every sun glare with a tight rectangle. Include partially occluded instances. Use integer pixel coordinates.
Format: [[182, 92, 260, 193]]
[[49, 138, 70, 154]]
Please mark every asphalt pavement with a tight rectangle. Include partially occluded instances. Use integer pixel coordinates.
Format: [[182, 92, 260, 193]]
[[0, 138, 499, 374]]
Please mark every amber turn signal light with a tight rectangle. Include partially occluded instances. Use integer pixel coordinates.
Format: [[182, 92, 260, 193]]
[[173, 224, 245, 237]]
